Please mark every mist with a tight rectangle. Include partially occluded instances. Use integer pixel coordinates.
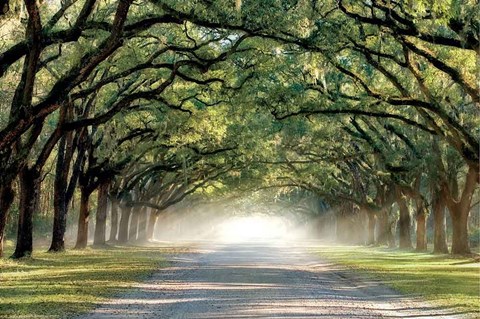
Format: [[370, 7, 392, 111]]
[[149, 201, 321, 244]]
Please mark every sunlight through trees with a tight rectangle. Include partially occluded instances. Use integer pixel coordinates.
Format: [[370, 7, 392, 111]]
[[0, 0, 478, 260]]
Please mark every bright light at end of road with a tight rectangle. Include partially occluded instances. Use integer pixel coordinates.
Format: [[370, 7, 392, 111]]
[[218, 216, 290, 242]]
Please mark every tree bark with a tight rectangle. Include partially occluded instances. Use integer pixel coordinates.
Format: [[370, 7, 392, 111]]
[[109, 197, 119, 242], [93, 182, 109, 246], [415, 213, 427, 251], [117, 205, 131, 243], [137, 207, 148, 242], [0, 184, 15, 257], [5, 0, 43, 258], [49, 137, 69, 252], [147, 210, 157, 241], [128, 208, 139, 242], [432, 192, 449, 253], [397, 196, 412, 249], [415, 197, 428, 251], [444, 166, 477, 255], [450, 207, 470, 254], [388, 218, 397, 248], [74, 187, 90, 249], [366, 212, 376, 245], [376, 209, 389, 245], [49, 190, 68, 252], [12, 168, 41, 259], [49, 125, 77, 252]]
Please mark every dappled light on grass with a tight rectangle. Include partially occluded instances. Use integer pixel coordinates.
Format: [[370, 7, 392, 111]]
[[0, 245, 173, 319], [315, 245, 480, 315]]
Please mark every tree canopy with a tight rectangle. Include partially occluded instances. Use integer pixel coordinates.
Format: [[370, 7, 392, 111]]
[[0, 0, 478, 258]]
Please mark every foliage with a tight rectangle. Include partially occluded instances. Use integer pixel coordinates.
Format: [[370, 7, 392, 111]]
[[0, 0, 478, 258]]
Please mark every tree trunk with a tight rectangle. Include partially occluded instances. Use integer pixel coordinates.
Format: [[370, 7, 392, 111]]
[[49, 130, 75, 252], [367, 212, 376, 245], [415, 213, 427, 251], [117, 205, 131, 243], [445, 166, 477, 255], [137, 207, 148, 242], [74, 188, 90, 249], [376, 209, 389, 245], [397, 196, 412, 249], [432, 193, 448, 253], [350, 206, 365, 244], [388, 219, 397, 248], [128, 209, 139, 242], [109, 197, 119, 242], [147, 211, 157, 241], [0, 184, 15, 257], [93, 182, 109, 246], [49, 189, 68, 252], [451, 207, 470, 254], [12, 168, 40, 259], [49, 144, 69, 252], [414, 194, 428, 251]]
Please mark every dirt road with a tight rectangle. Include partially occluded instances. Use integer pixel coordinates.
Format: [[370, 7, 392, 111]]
[[77, 242, 466, 318]]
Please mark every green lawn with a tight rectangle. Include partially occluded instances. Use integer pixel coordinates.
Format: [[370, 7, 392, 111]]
[[315, 245, 480, 316], [0, 242, 179, 319]]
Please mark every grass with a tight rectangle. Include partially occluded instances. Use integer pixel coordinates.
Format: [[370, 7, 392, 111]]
[[315, 245, 480, 316], [0, 241, 183, 319]]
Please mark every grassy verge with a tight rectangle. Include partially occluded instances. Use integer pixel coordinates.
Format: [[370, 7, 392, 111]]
[[0, 242, 181, 319], [315, 245, 480, 315]]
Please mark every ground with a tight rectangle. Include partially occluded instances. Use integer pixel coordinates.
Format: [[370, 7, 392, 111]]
[[314, 245, 480, 316], [74, 241, 476, 319], [1, 241, 478, 319], [0, 244, 176, 318]]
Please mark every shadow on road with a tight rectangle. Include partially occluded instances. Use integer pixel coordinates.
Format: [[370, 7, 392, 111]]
[[77, 242, 473, 319]]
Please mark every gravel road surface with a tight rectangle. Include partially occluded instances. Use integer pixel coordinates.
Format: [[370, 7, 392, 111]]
[[76, 241, 468, 318]]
